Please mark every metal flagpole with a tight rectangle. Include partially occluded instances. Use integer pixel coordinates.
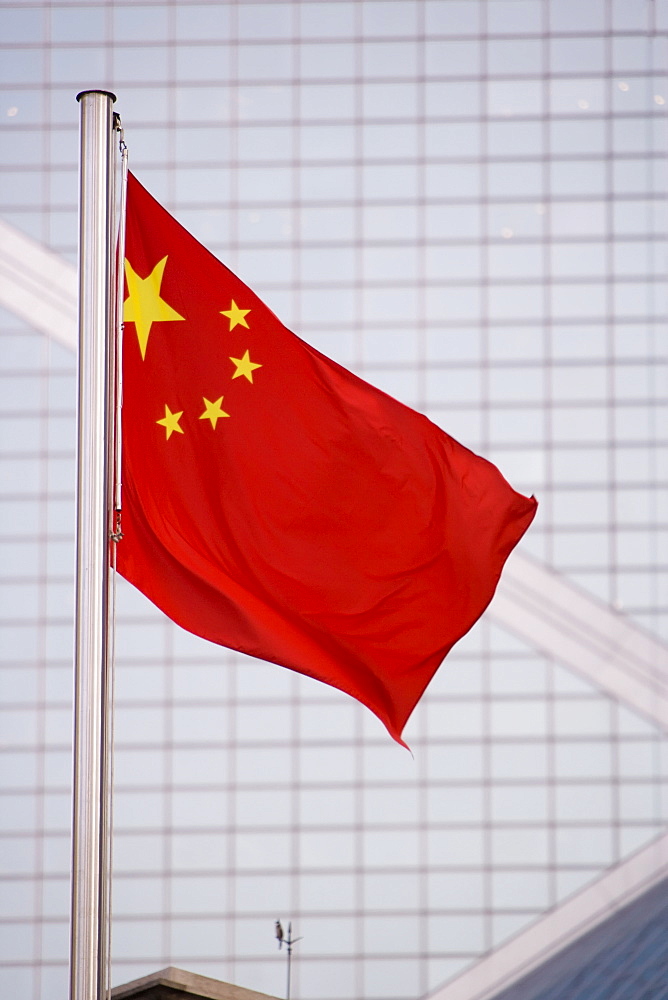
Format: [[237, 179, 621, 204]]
[[71, 89, 117, 1000]]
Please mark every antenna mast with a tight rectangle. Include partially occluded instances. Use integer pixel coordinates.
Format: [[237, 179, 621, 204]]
[[275, 919, 303, 1000]]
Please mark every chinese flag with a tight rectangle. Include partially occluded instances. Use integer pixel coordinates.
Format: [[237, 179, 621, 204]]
[[117, 173, 537, 745]]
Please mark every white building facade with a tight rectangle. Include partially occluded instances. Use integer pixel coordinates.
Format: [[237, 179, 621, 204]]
[[0, 2, 666, 998]]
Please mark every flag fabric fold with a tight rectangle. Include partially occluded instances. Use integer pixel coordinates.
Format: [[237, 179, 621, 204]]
[[117, 172, 537, 745]]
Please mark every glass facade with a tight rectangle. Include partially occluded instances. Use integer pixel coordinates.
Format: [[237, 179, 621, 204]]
[[0, 2, 666, 999], [490, 876, 668, 1000]]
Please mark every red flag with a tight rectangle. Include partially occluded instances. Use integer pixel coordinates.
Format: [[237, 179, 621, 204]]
[[117, 173, 537, 745]]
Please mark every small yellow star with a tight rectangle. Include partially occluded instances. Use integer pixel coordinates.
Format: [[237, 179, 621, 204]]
[[220, 299, 251, 331], [124, 256, 184, 360], [156, 404, 184, 440], [199, 396, 230, 429], [230, 350, 262, 383]]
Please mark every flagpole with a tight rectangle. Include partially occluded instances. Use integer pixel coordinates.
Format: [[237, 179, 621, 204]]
[[71, 89, 117, 1000]]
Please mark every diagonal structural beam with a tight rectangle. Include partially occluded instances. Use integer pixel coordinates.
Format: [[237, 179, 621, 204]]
[[0, 217, 77, 350], [491, 550, 668, 732], [1, 218, 666, 727], [426, 830, 668, 1000]]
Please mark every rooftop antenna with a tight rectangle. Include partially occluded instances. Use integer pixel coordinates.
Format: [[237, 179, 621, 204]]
[[275, 920, 303, 1000]]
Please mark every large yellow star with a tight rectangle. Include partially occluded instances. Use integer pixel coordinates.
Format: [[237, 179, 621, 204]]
[[230, 350, 262, 383], [199, 396, 230, 429], [124, 256, 184, 360], [220, 299, 251, 331], [156, 404, 184, 440]]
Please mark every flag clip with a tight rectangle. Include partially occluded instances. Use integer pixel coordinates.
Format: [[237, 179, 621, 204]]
[[110, 509, 123, 543]]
